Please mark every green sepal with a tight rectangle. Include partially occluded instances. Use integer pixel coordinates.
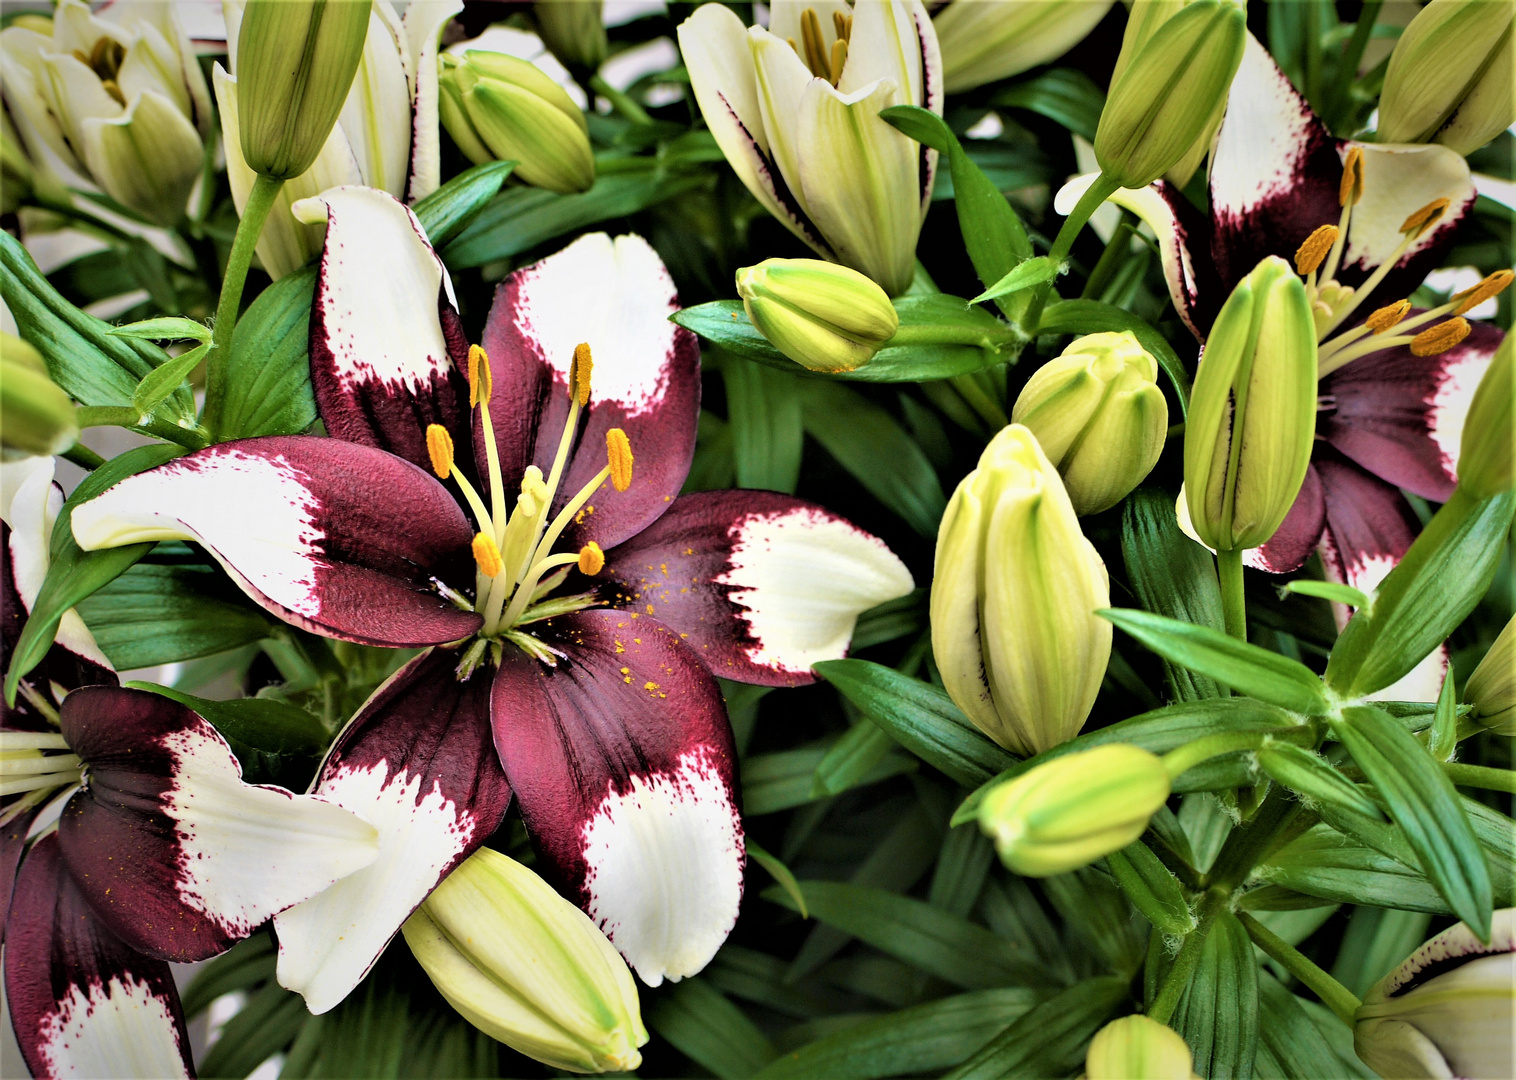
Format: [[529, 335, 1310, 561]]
[[1256, 741, 1385, 821]]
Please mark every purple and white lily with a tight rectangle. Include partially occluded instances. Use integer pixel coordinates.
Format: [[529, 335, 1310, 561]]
[[70, 186, 915, 1012]]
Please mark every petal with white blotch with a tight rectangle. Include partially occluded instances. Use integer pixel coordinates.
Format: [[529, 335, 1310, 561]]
[[1244, 464, 1326, 576], [70, 436, 483, 648], [403, 0, 465, 201], [55, 686, 379, 963], [275, 648, 511, 1014], [1337, 142, 1474, 292], [297, 186, 473, 472], [479, 232, 702, 551], [601, 490, 915, 686], [491, 610, 743, 986], [5, 834, 194, 1080]]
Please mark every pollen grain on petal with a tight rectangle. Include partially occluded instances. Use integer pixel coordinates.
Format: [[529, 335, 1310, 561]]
[[1410, 318, 1472, 357], [607, 428, 634, 492], [1294, 225, 1338, 276], [1453, 269, 1514, 316], [1339, 147, 1364, 207], [1400, 197, 1450, 238], [426, 424, 454, 478], [473, 532, 503, 578], [571, 342, 593, 406], [578, 541, 605, 576], [1365, 300, 1411, 334]]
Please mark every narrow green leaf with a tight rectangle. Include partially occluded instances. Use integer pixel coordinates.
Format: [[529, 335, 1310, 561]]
[[746, 839, 808, 919], [1107, 842, 1196, 935], [944, 977, 1129, 1080], [1284, 579, 1369, 608], [131, 340, 210, 417], [196, 980, 308, 1079], [813, 719, 899, 797], [76, 562, 273, 669], [216, 267, 318, 439], [647, 978, 777, 1080], [1330, 908, 1432, 1001], [181, 932, 277, 1018], [1171, 910, 1259, 1080], [1252, 825, 1453, 915], [990, 69, 1106, 141], [1038, 299, 1191, 416], [927, 824, 996, 919], [1257, 742, 1385, 821], [108, 316, 212, 343], [723, 357, 803, 493], [1428, 671, 1458, 762], [1257, 972, 1356, 1080], [742, 743, 915, 816], [969, 256, 1055, 305], [410, 160, 516, 248]]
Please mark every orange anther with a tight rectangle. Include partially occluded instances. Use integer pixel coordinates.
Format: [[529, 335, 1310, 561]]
[[1400, 198, 1450, 238], [1294, 225, 1339, 276], [606, 428, 634, 492], [1339, 147, 1364, 207], [1410, 318, 1471, 357], [570, 343, 593, 407], [472, 532, 503, 578], [1452, 270, 1514, 316], [426, 424, 454, 479], [1365, 300, 1411, 334], [578, 541, 605, 576]]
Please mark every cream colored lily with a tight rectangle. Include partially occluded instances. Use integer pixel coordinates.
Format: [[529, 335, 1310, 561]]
[[677, 0, 942, 296]]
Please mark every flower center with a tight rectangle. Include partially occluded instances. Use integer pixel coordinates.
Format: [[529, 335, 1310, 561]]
[[0, 689, 82, 824], [789, 7, 853, 87], [74, 36, 128, 106]]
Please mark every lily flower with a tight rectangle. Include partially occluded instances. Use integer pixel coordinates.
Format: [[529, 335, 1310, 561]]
[[1061, 34, 1506, 697], [677, 0, 943, 296], [71, 186, 915, 1013]]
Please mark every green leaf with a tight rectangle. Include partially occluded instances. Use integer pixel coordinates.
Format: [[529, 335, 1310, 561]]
[[763, 881, 1047, 990], [1284, 579, 1369, 608], [410, 160, 516, 248], [1250, 826, 1453, 915], [969, 256, 1056, 305], [746, 838, 807, 919], [647, 978, 777, 1080], [815, 659, 1018, 788], [1256, 972, 1350, 1080], [723, 357, 803, 493], [1326, 489, 1516, 697], [742, 743, 916, 816], [76, 562, 273, 669], [181, 932, 277, 1018], [927, 824, 996, 919], [196, 979, 308, 1079], [1330, 908, 1432, 1001], [813, 719, 899, 797], [1331, 705, 1492, 940], [108, 316, 211, 343], [1122, 489, 1226, 701], [131, 340, 209, 418], [1042, 866, 1148, 974], [1038, 299, 1191, 416], [1106, 841, 1196, 935], [989, 68, 1107, 141], [1256, 741, 1386, 821], [1171, 910, 1259, 1080], [5, 444, 183, 705], [215, 266, 318, 439], [1428, 672, 1458, 762], [1100, 608, 1329, 714], [944, 977, 1129, 1080]]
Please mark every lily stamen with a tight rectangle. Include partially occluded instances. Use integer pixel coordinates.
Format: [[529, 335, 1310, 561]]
[[426, 424, 495, 538], [469, 346, 509, 546], [1410, 317, 1471, 357]]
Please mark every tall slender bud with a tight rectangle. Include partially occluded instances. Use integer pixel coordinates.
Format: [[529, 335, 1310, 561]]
[[1183, 256, 1317, 552], [1465, 615, 1516, 737], [1086, 1016, 1199, 1080], [736, 259, 899, 373], [534, 0, 607, 71], [931, 425, 1112, 756], [933, 0, 1113, 94], [1011, 331, 1168, 515], [1456, 332, 1512, 499], [1, 334, 76, 458]]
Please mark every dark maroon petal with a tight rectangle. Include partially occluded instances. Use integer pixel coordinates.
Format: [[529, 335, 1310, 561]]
[[273, 648, 511, 1014], [70, 436, 483, 648], [0, 800, 44, 946], [1245, 463, 1326, 575], [491, 609, 743, 986], [1320, 319, 1502, 501], [305, 186, 475, 474], [56, 686, 380, 963], [477, 232, 701, 551], [5, 833, 195, 1079], [601, 490, 915, 686]]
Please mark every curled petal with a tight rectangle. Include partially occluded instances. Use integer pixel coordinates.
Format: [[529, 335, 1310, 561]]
[[402, 0, 465, 201], [1244, 464, 1326, 576]]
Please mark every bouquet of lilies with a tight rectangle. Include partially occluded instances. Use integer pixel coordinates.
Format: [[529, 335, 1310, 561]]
[[0, 0, 1512, 1077]]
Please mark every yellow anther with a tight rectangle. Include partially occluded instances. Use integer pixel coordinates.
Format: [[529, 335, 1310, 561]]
[[1410, 318, 1472, 357], [578, 541, 605, 576], [1339, 147, 1364, 207], [607, 428, 634, 492], [833, 9, 849, 40], [1452, 269, 1514, 316], [468, 344, 493, 408], [425, 424, 454, 479], [1294, 225, 1339, 276], [1400, 198, 1450, 238], [472, 532, 503, 578], [1365, 300, 1411, 334], [829, 37, 848, 83], [570, 343, 593, 407]]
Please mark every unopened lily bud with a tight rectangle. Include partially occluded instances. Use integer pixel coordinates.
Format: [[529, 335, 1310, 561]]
[[1094, 0, 1246, 189], [1465, 615, 1516, 736], [1011, 331, 1167, 515], [1456, 332, 1512, 499], [735, 259, 899, 373], [1, 334, 77, 458], [1378, 0, 1516, 156], [1354, 908, 1516, 1080], [534, 0, 607, 71], [932, 425, 1111, 756], [978, 744, 1171, 877], [1087, 1016, 1199, 1080], [439, 51, 594, 194], [1183, 256, 1317, 552], [235, 0, 372, 179], [402, 847, 647, 1074], [934, 0, 1114, 94]]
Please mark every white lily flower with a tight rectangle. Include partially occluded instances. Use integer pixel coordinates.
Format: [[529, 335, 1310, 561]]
[[677, 0, 942, 296]]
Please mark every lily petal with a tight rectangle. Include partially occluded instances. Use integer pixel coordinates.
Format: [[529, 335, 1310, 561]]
[[56, 686, 380, 963], [274, 648, 511, 1014], [1339, 142, 1475, 296], [1, 799, 45, 945], [480, 232, 701, 551], [77, 87, 203, 226], [602, 490, 915, 686], [491, 610, 743, 986], [402, 0, 464, 201], [5, 834, 194, 1080], [70, 437, 483, 648], [1244, 463, 1326, 576], [339, 5, 412, 200]]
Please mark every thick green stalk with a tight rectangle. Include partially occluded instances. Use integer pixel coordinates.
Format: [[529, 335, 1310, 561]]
[[1022, 173, 1120, 333], [1216, 547, 1246, 641], [1443, 762, 1516, 795], [1239, 912, 1362, 1025], [1081, 210, 1139, 300]]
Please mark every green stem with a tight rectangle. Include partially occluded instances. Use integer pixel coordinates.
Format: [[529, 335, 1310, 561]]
[[1161, 731, 1269, 781], [1022, 173, 1120, 333], [1149, 888, 1226, 1025], [1323, 0, 1383, 128], [1081, 210, 1138, 300], [203, 172, 284, 438], [1207, 789, 1309, 892], [1239, 911, 1362, 1025], [74, 407, 209, 451], [61, 443, 105, 470], [1216, 547, 1246, 641], [75, 406, 140, 430], [887, 319, 1025, 352], [589, 74, 651, 126], [1443, 762, 1516, 795]]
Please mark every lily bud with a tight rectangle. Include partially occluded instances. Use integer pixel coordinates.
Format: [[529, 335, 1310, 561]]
[[1465, 615, 1516, 737], [978, 744, 1171, 877], [235, 0, 373, 179], [1010, 331, 1168, 516], [1094, 0, 1246, 188], [1377, 0, 1516, 157], [1, 334, 77, 458], [933, 0, 1114, 94], [402, 847, 647, 1074], [439, 51, 594, 194], [533, 0, 607, 71], [1086, 1016, 1199, 1080], [1354, 908, 1516, 1080], [735, 258, 899, 373], [1456, 332, 1512, 499], [1183, 256, 1317, 552], [932, 425, 1112, 757]]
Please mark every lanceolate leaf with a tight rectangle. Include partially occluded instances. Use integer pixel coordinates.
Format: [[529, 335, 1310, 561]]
[[944, 977, 1129, 1080], [1250, 826, 1454, 915], [410, 160, 516, 248], [969, 256, 1056, 305], [1106, 842, 1196, 936], [989, 68, 1107, 142], [1257, 742, 1386, 821], [1171, 910, 1259, 1080], [745, 839, 808, 919], [647, 978, 778, 1080], [722, 357, 803, 494]]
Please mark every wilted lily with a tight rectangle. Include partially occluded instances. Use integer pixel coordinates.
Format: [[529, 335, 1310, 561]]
[[677, 0, 942, 296], [72, 187, 914, 1012]]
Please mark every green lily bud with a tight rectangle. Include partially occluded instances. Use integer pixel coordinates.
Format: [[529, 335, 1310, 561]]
[[439, 51, 595, 194], [1086, 1016, 1199, 1080], [534, 1, 607, 71], [1183, 256, 1317, 552], [934, 0, 1114, 94], [932, 425, 1111, 757], [402, 847, 647, 1074], [1456, 332, 1512, 499], [735, 258, 899, 373], [1, 334, 77, 458], [1378, 0, 1516, 156], [1465, 615, 1515, 737], [978, 744, 1171, 877], [235, 0, 373, 179], [1094, 0, 1246, 189], [1010, 331, 1168, 516]]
